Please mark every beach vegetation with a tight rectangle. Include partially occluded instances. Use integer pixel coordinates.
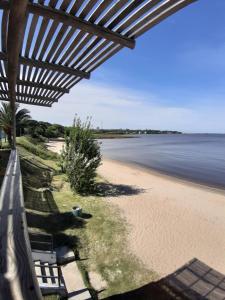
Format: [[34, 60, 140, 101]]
[[0, 102, 30, 147], [60, 116, 102, 194], [17, 136, 58, 160], [25, 120, 65, 140]]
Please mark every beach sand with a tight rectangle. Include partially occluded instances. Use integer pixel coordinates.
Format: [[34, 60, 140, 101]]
[[48, 140, 225, 277]]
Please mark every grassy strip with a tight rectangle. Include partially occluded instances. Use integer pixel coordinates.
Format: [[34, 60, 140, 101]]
[[17, 136, 58, 160], [53, 175, 157, 298], [19, 137, 157, 299], [18, 143, 59, 171]]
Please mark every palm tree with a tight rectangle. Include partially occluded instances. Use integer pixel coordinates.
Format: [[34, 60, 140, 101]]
[[0, 102, 31, 147]]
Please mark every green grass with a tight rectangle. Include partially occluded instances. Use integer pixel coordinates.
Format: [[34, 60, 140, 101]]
[[19, 136, 158, 299], [18, 142, 59, 171], [0, 139, 10, 149], [17, 136, 58, 160], [53, 176, 157, 298]]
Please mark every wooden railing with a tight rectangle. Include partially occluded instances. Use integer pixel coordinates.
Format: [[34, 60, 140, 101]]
[[0, 150, 42, 300]]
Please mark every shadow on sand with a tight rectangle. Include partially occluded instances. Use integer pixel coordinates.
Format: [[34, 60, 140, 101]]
[[104, 258, 225, 300], [93, 182, 145, 197]]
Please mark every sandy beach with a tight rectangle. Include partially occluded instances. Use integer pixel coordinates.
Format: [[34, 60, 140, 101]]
[[48, 140, 225, 277]]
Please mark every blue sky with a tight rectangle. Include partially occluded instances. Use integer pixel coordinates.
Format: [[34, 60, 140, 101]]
[[24, 0, 225, 133]]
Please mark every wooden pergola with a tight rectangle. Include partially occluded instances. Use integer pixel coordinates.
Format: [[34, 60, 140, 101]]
[[0, 0, 198, 147], [0, 1, 197, 299]]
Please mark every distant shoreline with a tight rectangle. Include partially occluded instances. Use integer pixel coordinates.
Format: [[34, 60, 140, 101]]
[[95, 134, 137, 139]]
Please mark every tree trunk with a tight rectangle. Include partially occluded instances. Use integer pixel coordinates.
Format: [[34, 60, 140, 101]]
[[7, 133, 12, 148]]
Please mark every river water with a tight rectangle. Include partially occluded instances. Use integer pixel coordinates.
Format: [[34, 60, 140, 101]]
[[100, 134, 225, 189]]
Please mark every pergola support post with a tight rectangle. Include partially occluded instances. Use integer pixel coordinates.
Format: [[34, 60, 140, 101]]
[[7, 0, 28, 149]]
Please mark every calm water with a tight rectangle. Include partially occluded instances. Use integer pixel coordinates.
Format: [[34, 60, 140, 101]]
[[100, 134, 225, 190]]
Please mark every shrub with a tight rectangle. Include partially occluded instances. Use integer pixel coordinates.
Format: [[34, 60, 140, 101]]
[[60, 116, 101, 193]]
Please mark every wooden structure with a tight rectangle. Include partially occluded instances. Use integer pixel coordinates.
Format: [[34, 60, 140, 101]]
[[0, 1, 197, 299], [0, 150, 42, 300], [164, 258, 225, 299], [0, 0, 197, 108]]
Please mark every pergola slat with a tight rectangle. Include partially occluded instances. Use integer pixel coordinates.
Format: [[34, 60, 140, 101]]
[[45, 0, 132, 95], [0, 78, 69, 93], [70, 0, 160, 72], [0, 51, 90, 78], [68, 0, 197, 89], [0, 90, 58, 102], [131, 0, 198, 38], [27, 2, 135, 49], [37, 0, 105, 98], [0, 77, 69, 93], [67, 0, 147, 77], [0, 97, 52, 106]]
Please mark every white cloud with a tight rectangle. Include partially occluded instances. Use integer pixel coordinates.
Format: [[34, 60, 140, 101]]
[[18, 80, 225, 133]]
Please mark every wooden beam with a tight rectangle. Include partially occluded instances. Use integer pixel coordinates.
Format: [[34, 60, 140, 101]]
[[0, 1, 135, 49], [0, 51, 90, 78], [0, 77, 69, 93], [0, 90, 58, 102], [28, 2, 135, 49], [0, 97, 52, 107], [7, 0, 28, 149]]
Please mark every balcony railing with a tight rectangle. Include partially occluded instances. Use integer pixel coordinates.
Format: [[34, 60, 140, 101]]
[[0, 150, 42, 300]]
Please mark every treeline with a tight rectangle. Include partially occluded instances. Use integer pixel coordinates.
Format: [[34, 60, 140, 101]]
[[22, 120, 182, 140], [24, 120, 65, 139], [92, 129, 182, 135]]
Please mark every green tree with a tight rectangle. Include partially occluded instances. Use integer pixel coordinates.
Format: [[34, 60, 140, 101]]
[[0, 102, 30, 147], [60, 116, 101, 194]]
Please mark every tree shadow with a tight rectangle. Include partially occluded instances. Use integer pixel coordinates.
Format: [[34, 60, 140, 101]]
[[93, 182, 145, 197]]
